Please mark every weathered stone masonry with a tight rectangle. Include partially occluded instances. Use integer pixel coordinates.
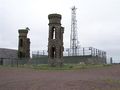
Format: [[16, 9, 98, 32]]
[[48, 14, 64, 66], [18, 28, 30, 59]]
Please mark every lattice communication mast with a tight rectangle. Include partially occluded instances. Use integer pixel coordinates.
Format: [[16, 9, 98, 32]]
[[70, 6, 79, 56]]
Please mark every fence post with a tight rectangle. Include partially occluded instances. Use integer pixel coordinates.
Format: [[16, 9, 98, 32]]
[[17, 58, 18, 68], [83, 48, 85, 56], [11, 58, 13, 67], [43, 50, 45, 55]]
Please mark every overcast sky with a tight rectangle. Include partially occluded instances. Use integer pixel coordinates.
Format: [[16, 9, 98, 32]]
[[0, 0, 120, 63]]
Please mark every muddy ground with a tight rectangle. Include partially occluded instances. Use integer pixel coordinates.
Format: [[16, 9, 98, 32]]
[[0, 65, 120, 90]]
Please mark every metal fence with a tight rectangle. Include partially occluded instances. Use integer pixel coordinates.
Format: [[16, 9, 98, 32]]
[[0, 57, 49, 67], [0, 58, 30, 67], [32, 47, 106, 59], [0, 47, 106, 67]]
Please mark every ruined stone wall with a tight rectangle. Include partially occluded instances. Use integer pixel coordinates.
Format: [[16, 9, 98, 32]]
[[48, 14, 64, 66], [18, 29, 30, 59]]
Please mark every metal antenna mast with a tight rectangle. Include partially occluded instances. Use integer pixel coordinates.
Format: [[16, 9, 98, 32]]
[[70, 6, 79, 56]]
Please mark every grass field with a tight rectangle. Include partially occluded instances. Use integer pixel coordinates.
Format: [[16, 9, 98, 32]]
[[0, 64, 112, 70]]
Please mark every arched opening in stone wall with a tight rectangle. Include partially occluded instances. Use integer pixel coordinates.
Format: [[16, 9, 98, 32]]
[[20, 39, 23, 47], [19, 51, 25, 58], [51, 46, 56, 59], [51, 27, 56, 39]]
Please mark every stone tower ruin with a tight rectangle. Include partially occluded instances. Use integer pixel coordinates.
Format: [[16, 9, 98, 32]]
[[48, 14, 64, 66], [18, 28, 30, 59]]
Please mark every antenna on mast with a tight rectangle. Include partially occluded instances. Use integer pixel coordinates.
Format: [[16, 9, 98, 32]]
[[70, 6, 80, 56]]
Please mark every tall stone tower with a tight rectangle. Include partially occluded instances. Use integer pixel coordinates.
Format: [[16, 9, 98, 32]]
[[48, 14, 64, 66], [18, 28, 30, 59]]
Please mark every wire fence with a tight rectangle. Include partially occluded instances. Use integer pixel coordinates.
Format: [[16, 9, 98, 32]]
[[0, 57, 51, 67], [0, 58, 29, 67], [0, 47, 107, 67], [32, 47, 106, 59]]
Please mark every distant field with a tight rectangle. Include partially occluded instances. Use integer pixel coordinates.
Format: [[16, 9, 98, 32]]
[[0, 64, 120, 90]]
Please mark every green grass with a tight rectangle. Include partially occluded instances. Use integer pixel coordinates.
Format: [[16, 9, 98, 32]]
[[0, 64, 112, 70], [31, 64, 74, 70], [30, 64, 112, 70]]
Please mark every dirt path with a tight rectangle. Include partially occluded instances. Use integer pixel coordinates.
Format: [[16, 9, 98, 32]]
[[0, 65, 120, 90]]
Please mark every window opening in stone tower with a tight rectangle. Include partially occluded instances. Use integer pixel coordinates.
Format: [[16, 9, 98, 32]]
[[19, 51, 23, 58], [52, 27, 56, 39], [20, 39, 23, 47], [51, 46, 56, 59]]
